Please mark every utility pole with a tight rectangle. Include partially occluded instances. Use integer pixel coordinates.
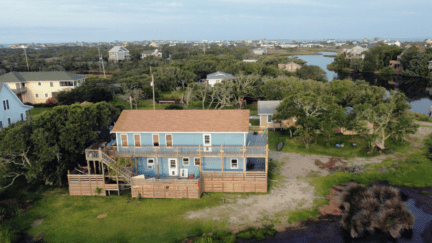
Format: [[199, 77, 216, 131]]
[[23, 46, 29, 71], [98, 46, 106, 78], [151, 66, 155, 110], [129, 96, 132, 110]]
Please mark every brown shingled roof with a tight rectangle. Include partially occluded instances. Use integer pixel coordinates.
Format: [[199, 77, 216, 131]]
[[111, 110, 250, 132]]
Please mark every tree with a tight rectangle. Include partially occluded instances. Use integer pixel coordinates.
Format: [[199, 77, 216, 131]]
[[400, 47, 430, 77], [353, 92, 418, 150], [190, 83, 209, 109], [296, 65, 327, 82], [181, 87, 195, 109]]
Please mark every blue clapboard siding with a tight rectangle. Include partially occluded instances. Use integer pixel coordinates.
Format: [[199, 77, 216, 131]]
[[201, 157, 244, 171], [118, 132, 247, 147], [137, 156, 201, 177]]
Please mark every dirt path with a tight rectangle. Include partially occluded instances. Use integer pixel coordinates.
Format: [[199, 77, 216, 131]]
[[185, 126, 432, 232]]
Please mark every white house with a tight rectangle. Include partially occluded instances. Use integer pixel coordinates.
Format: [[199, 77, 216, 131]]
[[108, 46, 130, 63], [0, 82, 32, 129], [206, 71, 234, 87], [141, 49, 162, 59]]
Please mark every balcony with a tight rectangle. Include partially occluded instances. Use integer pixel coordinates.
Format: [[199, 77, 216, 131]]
[[12, 87, 27, 94]]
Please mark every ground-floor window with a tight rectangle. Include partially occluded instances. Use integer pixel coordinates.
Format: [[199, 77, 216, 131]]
[[230, 159, 238, 169]]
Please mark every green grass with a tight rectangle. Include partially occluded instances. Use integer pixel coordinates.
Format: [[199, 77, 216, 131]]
[[412, 112, 432, 123], [4, 188, 227, 243], [287, 208, 321, 224], [421, 191, 431, 195], [268, 130, 411, 158], [27, 107, 54, 117], [2, 161, 285, 243]]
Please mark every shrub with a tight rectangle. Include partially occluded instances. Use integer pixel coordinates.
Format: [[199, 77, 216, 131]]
[[338, 183, 414, 239], [165, 104, 183, 110], [45, 97, 58, 106], [420, 191, 430, 195]]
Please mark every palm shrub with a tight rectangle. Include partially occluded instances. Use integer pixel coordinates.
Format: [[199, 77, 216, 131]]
[[338, 183, 414, 239]]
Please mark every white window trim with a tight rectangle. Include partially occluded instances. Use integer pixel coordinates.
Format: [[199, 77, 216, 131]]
[[230, 158, 239, 169], [147, 158, 154, 169], [152, 134, 159, 147], [267, 115, 272, 123], [203, 134, 211, 146], [35, 94, 39, 98], [168, 158, 178, 176], [182, 157, 190, 166], [165, 134, 173, 147], [45, 93, 48, 98], [194, 157, 200, 166], [134, 134, 141, 146]]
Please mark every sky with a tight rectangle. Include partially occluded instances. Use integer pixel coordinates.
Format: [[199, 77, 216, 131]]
[[1, 0, 432, 44]]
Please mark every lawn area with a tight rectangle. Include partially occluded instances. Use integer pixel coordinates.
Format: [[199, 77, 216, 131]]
[[27, 107, 54, 117], [3, 187, 226, 243], [268, 130, 411, 158]]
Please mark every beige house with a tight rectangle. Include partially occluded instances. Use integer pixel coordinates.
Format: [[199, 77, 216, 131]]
[[343, 46, 369, 60], [278, 61, 302, 72], [0, 71, 85, 104], [253, 48, 267, 55], [141, 49, 162, 59]]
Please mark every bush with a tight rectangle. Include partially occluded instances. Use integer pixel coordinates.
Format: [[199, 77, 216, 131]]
[[339, 183, 414, 239], [165, 104, 184, 110], [45, 97, 58, 106]]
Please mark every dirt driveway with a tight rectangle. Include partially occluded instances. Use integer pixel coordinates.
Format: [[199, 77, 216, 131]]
[[185, 125, 432, 232]]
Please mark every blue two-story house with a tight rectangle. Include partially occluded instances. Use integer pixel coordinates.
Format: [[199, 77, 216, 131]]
[[82, 110, 268, 198], [0, 82, 33, 129]]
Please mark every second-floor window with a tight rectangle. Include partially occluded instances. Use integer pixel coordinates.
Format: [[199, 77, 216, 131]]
[[60, 81, 74, 87], [38, 82, 41, 86], [50, 82, 53, 87], [134, 134, 140, 146], [194, 158, 200, 166], [121, 134, 128, 146], [153, 134, 159, 146], [3, 100, 9, 110], [203, 134, 211, 146], [267, 115, 272, 123], [166, 134, 173, 147]]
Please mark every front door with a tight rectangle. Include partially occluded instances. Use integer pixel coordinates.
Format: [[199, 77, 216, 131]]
[[168, 158, 178, 176]]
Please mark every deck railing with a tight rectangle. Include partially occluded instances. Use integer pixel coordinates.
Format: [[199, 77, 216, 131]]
[[12, 87, 27, 94], [101, 145, 266, 157], [201, 171, 266, 182]]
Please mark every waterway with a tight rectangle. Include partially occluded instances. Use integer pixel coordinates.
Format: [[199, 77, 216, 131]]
[[294, 52, 432, 115], [240, 186, 432, 243]]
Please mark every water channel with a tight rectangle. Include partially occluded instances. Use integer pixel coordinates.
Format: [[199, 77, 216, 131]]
[[293, 52, 432, 115]]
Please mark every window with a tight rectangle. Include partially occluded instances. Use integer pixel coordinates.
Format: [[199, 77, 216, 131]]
[[134, 134, 141, 146], [203, 134, 211, 146], [180, 168, 189, 178], [182, 158, 190, 166], [3, 100, 9, 110], [121, 134, 128, 146], [45, 93, 48, 98], [147, 158, 154, 169], [267, 115, 272, 123], [21, 114, 24, 121], [231, 159, 238, 169], [0, 121, 2, 129], [153, 134, 159, 146], [166, 134, 173, 147], [50, 82, 53, 87], [60, 81, 73, 87], [7, 118, 11, 125], [38, 82, 41, 86], [194, 158, 201, 166], [35, 94, 39, 98]]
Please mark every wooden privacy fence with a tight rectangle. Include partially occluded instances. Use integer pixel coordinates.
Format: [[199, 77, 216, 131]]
[[131, 177, 202, 199], [68, 174, 119, 196], [201, 171, 267, 193]]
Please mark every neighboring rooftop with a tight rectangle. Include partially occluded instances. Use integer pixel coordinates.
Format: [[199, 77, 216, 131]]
[[141, 49, 158, 54], [112, 110, 250, 133], [0, 71, 86, 82], [207, 71, 234, 80], [257, 100, 281, 115], [108, 46, 129, 52]]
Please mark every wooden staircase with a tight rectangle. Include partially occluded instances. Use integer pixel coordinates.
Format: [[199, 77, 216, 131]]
[[86, 149, 133, 185]]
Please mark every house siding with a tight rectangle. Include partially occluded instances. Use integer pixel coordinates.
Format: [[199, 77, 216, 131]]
[[137, 156, 202, 177], [0, 85, 31, 128], [118, 132, 246, 147]]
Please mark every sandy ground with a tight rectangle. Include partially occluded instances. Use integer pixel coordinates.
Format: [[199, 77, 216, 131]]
[[184, 125, 432, 232]]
